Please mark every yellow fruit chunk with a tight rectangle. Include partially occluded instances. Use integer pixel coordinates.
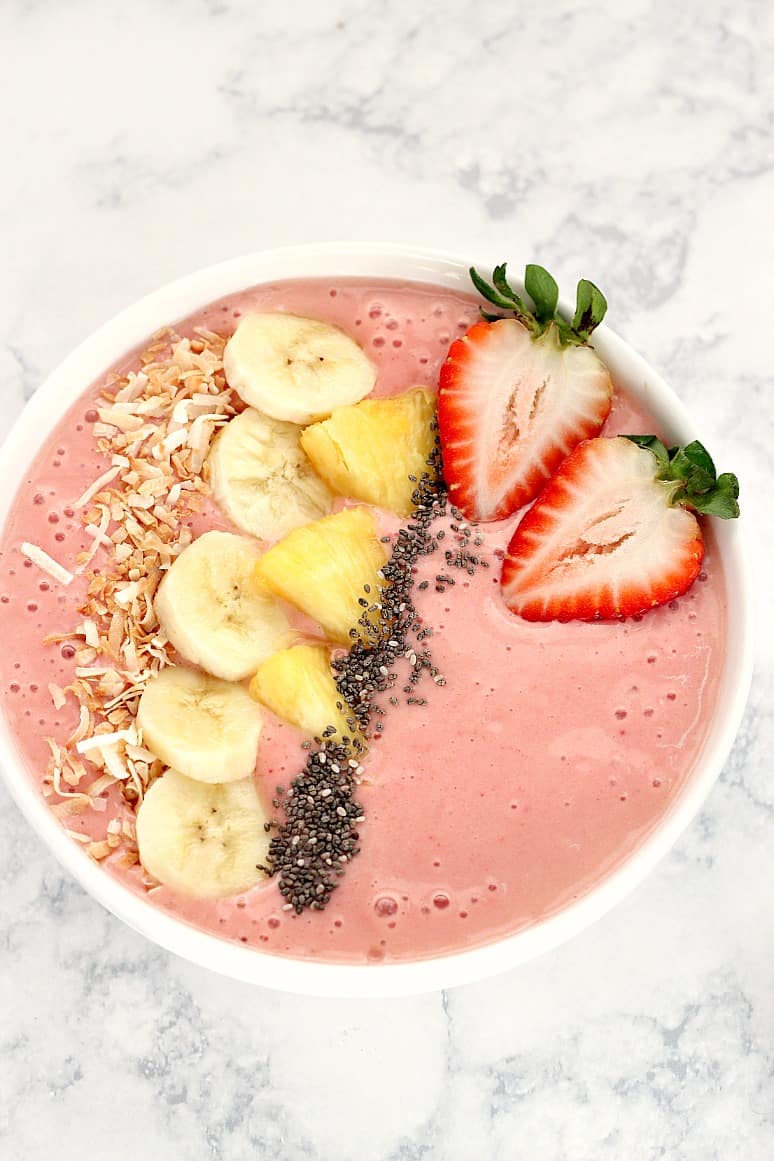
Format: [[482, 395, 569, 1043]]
[[300, 388, 437, 517], [253, 507, 387, 645], [250, 644, 365, 751]]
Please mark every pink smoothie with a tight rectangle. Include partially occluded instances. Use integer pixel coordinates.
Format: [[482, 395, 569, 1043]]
[[0, 278, 728, 964]]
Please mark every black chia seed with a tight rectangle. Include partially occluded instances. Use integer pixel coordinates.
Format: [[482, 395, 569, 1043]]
[[262, 439, 491, 914]]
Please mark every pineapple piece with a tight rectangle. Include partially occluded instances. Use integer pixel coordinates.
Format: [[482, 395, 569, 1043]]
[[250, 644, 365, 751], [299, 388, 437, 517], [253, 507, 387, 645]]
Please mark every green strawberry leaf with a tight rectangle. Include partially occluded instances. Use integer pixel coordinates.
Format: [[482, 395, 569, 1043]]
[[492, 264, 527, 312], [625, 434, 670, 470], [572, 279, 608, 340], [624, 435, 740, 519], [696, 472, 740, 519], [469, 266, 515, 312], [469, 262, 608, 346], [524, 264, 559, 324], [669, 440, 717, 484]]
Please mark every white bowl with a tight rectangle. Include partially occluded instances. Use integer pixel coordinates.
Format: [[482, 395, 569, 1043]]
[[0, 244, 753, 997]]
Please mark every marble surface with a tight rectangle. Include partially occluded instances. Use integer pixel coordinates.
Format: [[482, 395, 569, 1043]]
[[1, 1, 773, 1157]]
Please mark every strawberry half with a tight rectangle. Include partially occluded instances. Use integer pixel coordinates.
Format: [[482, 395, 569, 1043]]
[[501, 435, 739, 622], [438, 263, 613, 522]]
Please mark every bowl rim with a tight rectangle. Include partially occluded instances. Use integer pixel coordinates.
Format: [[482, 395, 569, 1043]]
[[0, 242, 754, 997]]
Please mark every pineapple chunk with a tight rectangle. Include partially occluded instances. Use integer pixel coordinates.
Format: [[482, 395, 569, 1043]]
[[300, 388, 437, 517], [250, 644, 365, 750], [253, 507, 387, 645]]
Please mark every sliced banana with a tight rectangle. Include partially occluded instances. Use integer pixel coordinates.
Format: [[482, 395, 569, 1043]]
[[136, 769, 270, 899], [223, 313, 376, 425], [206, 407, 332, 540], [137, 665, 263, 784], [154, 530, 292, 682]]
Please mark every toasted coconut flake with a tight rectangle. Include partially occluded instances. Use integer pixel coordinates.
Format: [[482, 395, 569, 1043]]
[[52, 800, 88, 819], [113, 543, 133, 563], [43, 327, 234, 850], [20, 543, 74, 585], [114, 581, 142, 607], [126, 493, 155, 510], [163, 428, 189, 454], [122, 638, 140, 673], [87, 772, 118, 797], [107, 611, 125, 656], [125, 743, 157, 764], [98, 407, 145, 433], [87, 840, 112, 860], [97, 669, 125, 699], [97, 744, 130, 782], [73, 466, 121, 507], [66, 704, 92, 747], [76, 727, 136, 755], [48, 683, 67, 710], [84, 521, 113, 549], [65, 827, 91, 842], [81, 619, 100, 649], [112, 371, 148, 403]]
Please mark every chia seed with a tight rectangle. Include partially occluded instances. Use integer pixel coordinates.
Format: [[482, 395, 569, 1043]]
[[263, 439, 491, 914]]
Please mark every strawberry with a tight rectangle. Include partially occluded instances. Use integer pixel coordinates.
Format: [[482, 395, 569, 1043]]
[[438, 262, 612, 522], [501, 435, 739, 622]]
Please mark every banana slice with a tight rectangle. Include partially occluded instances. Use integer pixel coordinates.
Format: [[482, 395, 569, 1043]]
[[154, 530, 292, 681], [137, 665, 263, 784], [223, 313, 376, 425], [136, 769, 270, 898], [206, 407, 332, 540]]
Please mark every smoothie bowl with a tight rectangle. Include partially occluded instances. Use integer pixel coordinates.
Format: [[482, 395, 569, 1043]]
[[0, 245, 752, 996]]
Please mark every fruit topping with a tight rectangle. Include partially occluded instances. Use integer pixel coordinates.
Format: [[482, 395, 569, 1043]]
[[438, 263, 612, 521], [135, 769, 270, 899], [250, 643, 365, 751], [300, 387, 437, 517], [154, 530, 292, 681], [137, 665, 263, 784], [501, 435, 739, 621], [253, 507, 387, 645], [223, 313, 376, 425], [206, 407, 332, 540]]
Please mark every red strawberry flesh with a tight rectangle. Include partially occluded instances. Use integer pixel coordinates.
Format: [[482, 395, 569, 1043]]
[[438, 318, 612, 522], [501, 436, 705, 622]]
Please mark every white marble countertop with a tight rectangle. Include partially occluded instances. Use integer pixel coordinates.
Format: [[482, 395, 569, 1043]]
[[2, 2, 773, 1158]]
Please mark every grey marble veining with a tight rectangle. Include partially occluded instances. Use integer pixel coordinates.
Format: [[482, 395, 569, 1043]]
[[1, 1, 773, 1158]]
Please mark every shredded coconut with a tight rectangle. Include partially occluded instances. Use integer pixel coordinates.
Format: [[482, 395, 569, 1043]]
[[42, 328, 234, 864], [20, 543, 74, 585], [72, 466, 121, 509], [76, 726, 137, 754]]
